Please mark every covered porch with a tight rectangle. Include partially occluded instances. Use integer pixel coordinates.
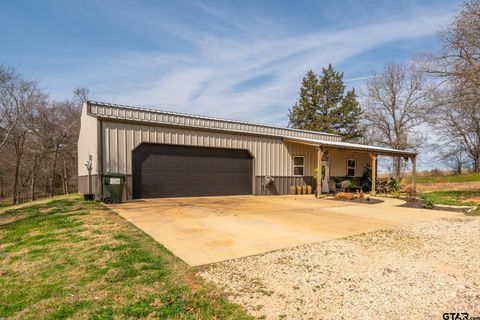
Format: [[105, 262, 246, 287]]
[[284, 138, 418, 196]]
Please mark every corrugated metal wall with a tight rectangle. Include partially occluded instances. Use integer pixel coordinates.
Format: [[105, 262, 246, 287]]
[[102, 121, 319, 177], [329, 150, 371, 177], [90, 102, 341, 143]]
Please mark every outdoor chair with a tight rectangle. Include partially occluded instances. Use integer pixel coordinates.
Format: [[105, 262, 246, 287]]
[[339, 180, 351, 192], [377, 180, 388, 193], [327, 180, 337, 194]]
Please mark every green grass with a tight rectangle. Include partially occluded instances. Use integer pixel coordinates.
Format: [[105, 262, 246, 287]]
[[404, 172, 480, 184], [419, 190, 480, 216], [420, 190, 480, 207], [0, 195, 252, 319]]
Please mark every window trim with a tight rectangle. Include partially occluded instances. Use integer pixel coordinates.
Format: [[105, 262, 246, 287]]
[[347, 158, 356, 177], [293, 156, 305, 176]]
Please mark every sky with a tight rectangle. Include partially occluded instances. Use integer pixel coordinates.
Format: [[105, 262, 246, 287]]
[[0, 0, 460, 170]]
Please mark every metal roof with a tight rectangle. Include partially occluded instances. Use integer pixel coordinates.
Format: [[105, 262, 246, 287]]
[[87, 100, 340, 137], [86, 101, 415, 157], [284, 137, 417, 157]]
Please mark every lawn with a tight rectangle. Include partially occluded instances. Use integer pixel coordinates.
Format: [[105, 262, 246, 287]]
[[0, 195, 252, 319], [420, 190, 480, 207], [420, 190, 480, 215], [404, 172, 480, 184]]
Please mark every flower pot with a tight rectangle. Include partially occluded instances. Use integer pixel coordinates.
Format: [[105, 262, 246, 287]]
[[302, 186, 307, 194], [306, 185, 312, 194], [83, 194, 94, 201], [289, 186, 297, 195], [296, 185, 303, 195]]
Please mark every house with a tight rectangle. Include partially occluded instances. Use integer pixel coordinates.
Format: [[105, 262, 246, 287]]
[[77, 101, 417, 200]]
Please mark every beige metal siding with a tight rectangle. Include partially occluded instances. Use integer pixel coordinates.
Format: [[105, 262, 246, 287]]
[[329, 150, 371, 177], [89, 102, 341, 142], [102, 121, 317, 177], [77, 103, 100, 176]]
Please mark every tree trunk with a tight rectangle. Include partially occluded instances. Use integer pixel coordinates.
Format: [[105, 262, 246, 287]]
[[393, 157, 402, 178], [0, 175, 4, 198], [63, 159, 69, 195], [12, 158, 20, 205], [456, 163, 462, 175], [475, 149, 480, 173], [50, 149, 59, 197], [30, 170, 37, 201]]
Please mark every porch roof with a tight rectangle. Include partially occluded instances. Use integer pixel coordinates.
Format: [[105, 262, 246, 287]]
[[283, 137, 417, 158]]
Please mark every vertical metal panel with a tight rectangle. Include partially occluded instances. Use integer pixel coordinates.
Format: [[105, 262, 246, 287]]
[[328, 149, 371, 177], [102, 121, 323, 177]]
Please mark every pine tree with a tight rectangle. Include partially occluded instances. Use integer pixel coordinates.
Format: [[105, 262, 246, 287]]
[[288, 64, 363, 140], [288, 70, 321, 131], [333, 88, 363, 140]]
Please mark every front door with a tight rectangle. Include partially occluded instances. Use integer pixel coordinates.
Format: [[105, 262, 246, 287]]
[[320, 161, 330, 193]]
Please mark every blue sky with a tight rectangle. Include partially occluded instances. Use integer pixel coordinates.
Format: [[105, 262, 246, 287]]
[[1, 0, 457, 127]]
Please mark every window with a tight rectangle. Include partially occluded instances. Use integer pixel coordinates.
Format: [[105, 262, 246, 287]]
[[347, 159, 356, 177], [293, 156, 304, 176]]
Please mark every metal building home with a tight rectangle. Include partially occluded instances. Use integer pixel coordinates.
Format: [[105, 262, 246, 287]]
[[77, 101, 417, 200]]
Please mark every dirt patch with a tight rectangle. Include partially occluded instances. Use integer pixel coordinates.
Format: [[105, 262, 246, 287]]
[[398, 197, 470, 213], [461, 196, 480, 202], [417, 181, 480, 192]]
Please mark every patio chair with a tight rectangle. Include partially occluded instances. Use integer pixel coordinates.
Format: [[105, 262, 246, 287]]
[[327, 180, 337, 194], [339, 180, 351, 192], [377, 180, 388, 193]]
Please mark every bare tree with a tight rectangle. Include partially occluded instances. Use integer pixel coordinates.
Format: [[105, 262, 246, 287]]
[[0, 65, 36, 151], [73, 87, 89, 109], [363, 62, 426, 177], [440, 146, 469, 174], [0, 68, 47, 204], [421, 0, 480, 172], [0, 65, 85, 203]]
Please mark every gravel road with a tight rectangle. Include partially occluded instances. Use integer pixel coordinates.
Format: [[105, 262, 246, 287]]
[[199, 216, 480, 319]]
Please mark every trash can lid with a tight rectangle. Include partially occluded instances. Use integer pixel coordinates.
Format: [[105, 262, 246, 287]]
[[102, 172, 126, 178]]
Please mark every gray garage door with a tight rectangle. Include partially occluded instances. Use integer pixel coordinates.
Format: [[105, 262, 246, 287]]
[[132, 143, 253, 198]]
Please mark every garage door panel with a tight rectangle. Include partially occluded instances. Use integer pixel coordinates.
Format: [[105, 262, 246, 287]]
[[132, 144, 252, 198], [188, 173, 212, 184], [187, 158, 211, 171], [161, 158, 187, 170]]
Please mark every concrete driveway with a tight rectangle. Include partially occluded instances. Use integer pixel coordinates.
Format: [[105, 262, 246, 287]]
[[109, 195, 456, 266]]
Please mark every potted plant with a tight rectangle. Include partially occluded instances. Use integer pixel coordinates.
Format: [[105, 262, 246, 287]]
[[289, 185, 297, 195], [296, 185, 303, 195], [306, 185, 312, 194]]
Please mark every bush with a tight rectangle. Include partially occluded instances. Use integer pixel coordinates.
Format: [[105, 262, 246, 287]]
[[403, 185, 416, 198], [389, 179, 401, 192], [420, 195, 434, 209], [391, 190, 401, 198]]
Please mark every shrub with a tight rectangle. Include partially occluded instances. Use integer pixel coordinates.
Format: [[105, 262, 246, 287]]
[[391, 190, 401, 198], [403, 185, 416, 198], [420, 195, 434, 209]]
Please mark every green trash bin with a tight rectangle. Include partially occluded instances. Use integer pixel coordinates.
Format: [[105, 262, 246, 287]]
[[102, 173, 125, 204]]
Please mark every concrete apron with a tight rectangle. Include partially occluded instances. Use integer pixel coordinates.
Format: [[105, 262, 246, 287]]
[[109, 195, 458, 266]]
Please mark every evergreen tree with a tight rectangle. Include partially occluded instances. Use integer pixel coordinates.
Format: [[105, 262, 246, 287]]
[[288, 64, 363, 140], [333, 88, 363, 140], [288, 70, 321, 131]]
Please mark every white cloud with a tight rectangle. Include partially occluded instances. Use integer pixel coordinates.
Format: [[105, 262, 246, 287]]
[[43, 1, 449, 131], [88, 9, 449, 127]]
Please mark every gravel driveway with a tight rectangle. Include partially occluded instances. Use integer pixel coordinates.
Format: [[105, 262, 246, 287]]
[[199, 216, 480, 319]]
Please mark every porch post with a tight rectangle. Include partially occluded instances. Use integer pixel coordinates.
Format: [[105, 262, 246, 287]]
[[317, 147, 324, 198], [369, 152, 377, 196], [411, 155, 417, 194]]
